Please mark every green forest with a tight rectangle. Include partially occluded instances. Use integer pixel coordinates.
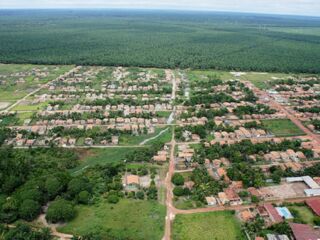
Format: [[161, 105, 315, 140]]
[[0, 10, 320, 73]]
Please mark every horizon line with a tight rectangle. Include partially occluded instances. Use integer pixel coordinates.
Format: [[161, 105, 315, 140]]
[[0, 7, 320, 18]]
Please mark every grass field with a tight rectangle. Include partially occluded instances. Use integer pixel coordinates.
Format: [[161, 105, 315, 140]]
[[262, 119, 305, 137], [59, 199, 166, 240], [172, 211, 245, 240], [71, 147, 142, 174], [288, 206, 316, 225], [120, 126, 172, 145]]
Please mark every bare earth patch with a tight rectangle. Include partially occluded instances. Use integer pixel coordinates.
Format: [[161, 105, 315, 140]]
[[0, 102, 11, 110]]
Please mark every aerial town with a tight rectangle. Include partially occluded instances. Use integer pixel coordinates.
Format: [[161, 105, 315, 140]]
[[0, 63, 320, 240]]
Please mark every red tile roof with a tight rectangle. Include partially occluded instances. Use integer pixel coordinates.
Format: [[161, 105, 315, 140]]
[[264, 203, 283, 223], [306, 198, 320, 216], [289, 223, 320, 240]]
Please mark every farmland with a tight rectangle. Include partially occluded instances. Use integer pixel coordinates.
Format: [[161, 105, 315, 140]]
[[172, 211, 245, 240], [0, 10, 320, 73]]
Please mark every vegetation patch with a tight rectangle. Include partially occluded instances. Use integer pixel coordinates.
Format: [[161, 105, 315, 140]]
[[261, 119, 305, 137], [172, 211, 245, 240], [59, 199, 166, 240]]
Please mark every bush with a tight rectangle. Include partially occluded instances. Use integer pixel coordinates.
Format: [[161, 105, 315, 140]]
[[46, 199, 75, 223], [314, 217, 320, 226], [136, 191, 145, 200], [78, 191, 90, 205], [251, 195, 259, 203], [171, 173, 184, 186], [19, 199, 41, 221], [173, 186, 184, 197], [107, 195, 119, 204]]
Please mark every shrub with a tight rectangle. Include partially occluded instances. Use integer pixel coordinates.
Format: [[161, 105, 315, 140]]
[[136, 191, 145, 200], [171, 173, 184, 186], [78, 191, 90, 205], [173, 186, 184, 197], [19, 199, 41, 221], [107, 195, 119, 204], [46, 199, 75, 223]]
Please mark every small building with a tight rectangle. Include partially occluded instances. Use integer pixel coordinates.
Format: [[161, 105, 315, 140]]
[[266, 234, 290, 240], [305, 189, 320, 197], [239, 209, 254, 222], [264, 203, 283, 223], [111, 136, 119, 145], [125, 175, 140, 186], [205, 196, 217, 206], [224, 188, 242, 206], [289, 222, 320, 240], [306, 198, 320, 216]]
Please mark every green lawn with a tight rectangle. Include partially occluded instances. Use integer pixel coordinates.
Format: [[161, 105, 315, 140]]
[[288, 206, 316, 225], [173, 211, 245, 240], [59, 199, 166, 240], [261, 119, 305, 137], [71, 147, 142, 174]]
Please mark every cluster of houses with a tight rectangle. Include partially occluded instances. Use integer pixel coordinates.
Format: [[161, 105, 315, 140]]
[[7, 130, 120, 147], [213, 127, 270, 141]]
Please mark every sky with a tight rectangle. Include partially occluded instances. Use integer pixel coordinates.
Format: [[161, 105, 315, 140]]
[[0, 0, 320, 17]]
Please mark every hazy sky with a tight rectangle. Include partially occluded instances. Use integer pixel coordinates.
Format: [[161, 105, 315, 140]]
[[1, 0, 320, 17]]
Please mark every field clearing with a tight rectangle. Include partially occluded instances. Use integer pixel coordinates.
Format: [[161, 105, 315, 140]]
[[120, 126, 172, 145], [71, 147, 141, 174], [262, 119, 305, 137], [172, 211, 245, 240], [238, 72, 294, 89], [187, 70, 232, 82], [59, 199, 166, 240]]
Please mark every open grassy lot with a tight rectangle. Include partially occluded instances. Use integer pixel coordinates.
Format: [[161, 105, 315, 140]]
[[58, 199, 166, 240], [0, 64, 73, 101], [71, 147, 142, 174], [237, 72, 294, 89], [288, 206, 316, 225], [261, 119, 305, 137], [172, 211, 245, 240], [187, 70, 232, 82], [120, 126, 172, 145]]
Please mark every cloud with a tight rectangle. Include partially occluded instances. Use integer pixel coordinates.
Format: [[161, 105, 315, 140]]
[[0, 0, 320, 17]]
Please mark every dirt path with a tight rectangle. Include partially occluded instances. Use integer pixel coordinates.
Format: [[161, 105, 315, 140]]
[[140, 127, 169, 145], [37, 214, 73, 240], [1, 66, 79, 113]]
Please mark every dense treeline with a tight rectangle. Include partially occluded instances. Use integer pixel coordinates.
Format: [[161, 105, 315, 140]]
[[0, 10, 320, 73]]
